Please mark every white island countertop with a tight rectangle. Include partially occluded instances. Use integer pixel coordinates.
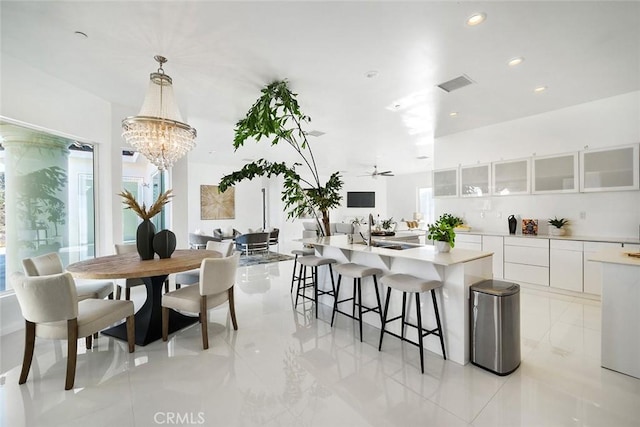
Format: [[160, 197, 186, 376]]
[[589, 249, 640, 266], [301, 235, 493, 266], [589, 248, 640, 379], [301, 234, 494, 365]]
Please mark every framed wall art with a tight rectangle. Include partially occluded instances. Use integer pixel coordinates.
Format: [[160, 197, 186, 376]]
[[200, 185, 235, 220], [521, 218, 538, 235]]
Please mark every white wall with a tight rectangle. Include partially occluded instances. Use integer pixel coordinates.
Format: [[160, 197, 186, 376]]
[[186, 161, 265, 238], [333, 175, 389, 223], [386, 171, 431, 223], [434, 91, 640, 238]]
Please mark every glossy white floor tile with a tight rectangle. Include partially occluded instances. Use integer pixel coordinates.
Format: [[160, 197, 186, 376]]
[[2, 259, 639, 426]]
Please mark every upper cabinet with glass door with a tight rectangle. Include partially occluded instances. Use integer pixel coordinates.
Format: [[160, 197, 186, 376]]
[[433, 168, 458, 197], [460, 164, 490, 197], [492, 159, 530, 195], [580, 144, 639, 192], [532, 153, 578, 194]]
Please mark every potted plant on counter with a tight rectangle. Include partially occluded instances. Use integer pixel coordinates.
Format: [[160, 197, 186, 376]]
[[427, 219, 456, 253], [548, 217, 569, 236], [381, 217, 396, 234]]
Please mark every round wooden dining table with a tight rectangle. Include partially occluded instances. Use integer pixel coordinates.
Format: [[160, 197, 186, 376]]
[[67, 249, 221, 346]]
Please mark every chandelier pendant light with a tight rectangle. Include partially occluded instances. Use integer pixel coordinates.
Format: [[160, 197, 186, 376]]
[[122, 55, 197, 170]]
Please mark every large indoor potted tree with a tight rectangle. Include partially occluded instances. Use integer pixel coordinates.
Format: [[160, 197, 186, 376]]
[[218, 80, 343, 236]]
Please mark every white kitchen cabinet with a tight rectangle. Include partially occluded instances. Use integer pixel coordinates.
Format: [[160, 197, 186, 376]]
[[492, 159, 530, 195], [532, 153, 578, 194], [433, 168, 458, 197], [460, 164, 490, 197], [482, 235, 504, 279], [550, 240, 583, 292], [623, 243, 640, 252], [580, 144, 639, 192], [583, 241, 622, 295], [504, 236, 549, 286], [455, 233, 482, 250]]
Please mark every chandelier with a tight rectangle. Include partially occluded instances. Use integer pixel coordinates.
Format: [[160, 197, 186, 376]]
[[122, 55, 197, 170]]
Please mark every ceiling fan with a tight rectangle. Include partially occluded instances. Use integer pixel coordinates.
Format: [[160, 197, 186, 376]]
[[362, 165, 394, 178]]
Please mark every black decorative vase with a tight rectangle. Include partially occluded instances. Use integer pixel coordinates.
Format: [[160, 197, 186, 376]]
[[153, 229, 177, 259], [136, 219, 156, 260], [508, 215, 517, 235]]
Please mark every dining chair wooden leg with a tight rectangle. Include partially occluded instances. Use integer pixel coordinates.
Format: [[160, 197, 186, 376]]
[[19, 320, 36, 385], [228, 287, 238, 330], [164, 279, 169, 293], [65, 319, 78, 390], [200, 296, 209, 350], [85, 335, 92, 349], [126, 315, 135, 353], [116, 286, 122, 300], [162, 307, 169, 341]]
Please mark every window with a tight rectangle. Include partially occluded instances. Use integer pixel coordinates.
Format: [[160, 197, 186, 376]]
[[121, 151, 169, 243], [0, 121, 96, 292], [418, 187, 434, 224]]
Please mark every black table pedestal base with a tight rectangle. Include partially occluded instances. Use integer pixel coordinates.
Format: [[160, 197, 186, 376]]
[[101, 275, 198, 346]]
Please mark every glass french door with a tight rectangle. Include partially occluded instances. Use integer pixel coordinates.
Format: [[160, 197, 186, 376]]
[[0, 121, 96, 292]]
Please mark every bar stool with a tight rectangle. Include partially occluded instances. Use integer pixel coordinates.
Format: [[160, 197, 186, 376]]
[[331, 263, 383, 342], [295, 255, 337, 318], [378, 274, 446, 373], [290, 247, 315, 292]]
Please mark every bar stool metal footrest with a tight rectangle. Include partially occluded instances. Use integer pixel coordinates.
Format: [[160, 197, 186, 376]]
[[295, 255, 337, 318], [331, 263, 383, 342], [290, 248, 315, 293], [378, 273, 446, 374]]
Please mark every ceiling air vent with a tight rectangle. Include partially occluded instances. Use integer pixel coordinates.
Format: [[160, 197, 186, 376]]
[[437, 75, 474, 93], [305, 130, 325, 137]]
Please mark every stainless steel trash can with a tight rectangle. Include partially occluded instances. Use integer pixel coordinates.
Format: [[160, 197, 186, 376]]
[[470, 279, 520, 375]]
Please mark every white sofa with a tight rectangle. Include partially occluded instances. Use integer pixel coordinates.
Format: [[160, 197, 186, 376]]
[[302, 221, 353, 237]]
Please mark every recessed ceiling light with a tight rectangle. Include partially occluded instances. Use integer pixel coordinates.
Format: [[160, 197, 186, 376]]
[[74, 31, 88, 39], [534, 85, 547, 93], [416, 156, 429, 160], [449, 112, 458, 117], [466, 13, 486, 26], [365, 70, 378, 78], [508, 57, 524, 67]]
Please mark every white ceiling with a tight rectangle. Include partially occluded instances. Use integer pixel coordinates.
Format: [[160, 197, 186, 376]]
[[2, 1, 639, 176]]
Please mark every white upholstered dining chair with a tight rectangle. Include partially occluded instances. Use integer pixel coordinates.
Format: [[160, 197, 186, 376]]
[[162, 253, 239, 349], [11, 272, 135, 390], [175, 240, 235, 289], [22, 252, 114, 301]]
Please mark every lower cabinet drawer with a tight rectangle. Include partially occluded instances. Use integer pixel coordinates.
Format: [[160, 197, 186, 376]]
[[455, 242, 482, 251], [504, 245, 549, 267], [504, 262, 549, 286]]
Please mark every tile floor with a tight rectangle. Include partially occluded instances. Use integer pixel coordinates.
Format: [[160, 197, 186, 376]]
[[1, 258, 639, 426]]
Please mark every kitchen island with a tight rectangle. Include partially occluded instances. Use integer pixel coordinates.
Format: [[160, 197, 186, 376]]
[[589, 249, 640, 379], [302, 235, 493, 365]]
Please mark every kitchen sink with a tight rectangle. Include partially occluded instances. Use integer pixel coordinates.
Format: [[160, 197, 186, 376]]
[[353, 241, 419, 250]]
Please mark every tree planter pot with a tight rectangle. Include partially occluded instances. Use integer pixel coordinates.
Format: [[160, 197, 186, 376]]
[[136, 219, 156, 260], [435, 240, 451, 253], [550, 228, 566, 236]]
